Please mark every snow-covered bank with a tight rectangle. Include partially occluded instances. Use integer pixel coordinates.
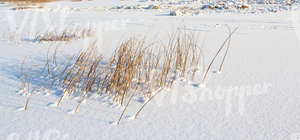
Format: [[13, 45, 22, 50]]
[[0, 0, 300, 140]]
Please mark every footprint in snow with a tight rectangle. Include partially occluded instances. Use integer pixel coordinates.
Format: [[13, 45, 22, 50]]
[[47, 102, 58, 107], [212, 70, 222, 74], [191, 83, 206, 88], [67, 109, 76, 114], [109, 121, 118, 125]]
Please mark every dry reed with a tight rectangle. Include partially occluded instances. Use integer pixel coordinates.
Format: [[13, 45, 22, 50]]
[[33, 26, 93, 42], [19, 29, 237, 124]]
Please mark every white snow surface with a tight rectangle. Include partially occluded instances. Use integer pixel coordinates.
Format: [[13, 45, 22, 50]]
[[0, 0, 300, 140]]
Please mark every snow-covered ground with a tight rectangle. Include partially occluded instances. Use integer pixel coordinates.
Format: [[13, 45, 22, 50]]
[[0, 0, 300, 139]]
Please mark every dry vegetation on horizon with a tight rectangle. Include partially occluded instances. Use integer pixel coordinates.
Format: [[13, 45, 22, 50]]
[[0, 0, 57, 3], [0, 0, 62, 8]]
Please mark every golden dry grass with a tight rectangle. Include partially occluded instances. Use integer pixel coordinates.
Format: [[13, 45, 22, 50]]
[[20, 29, 237, 124], [1, 0, 58, 7], [0, 0, 58, 5], [48, 33, 204, 123], [200, 27, 238, 85], [0, 0, 57, 2]]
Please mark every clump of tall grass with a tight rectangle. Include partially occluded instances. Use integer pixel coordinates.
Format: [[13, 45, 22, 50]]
[[51, 33, 204, 123], [56, 41, 101, 106], [10, 5, 43, 10], [33, 26, 93, 42], [19, 29, 237, 124], [19, 57, 38, 110]]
